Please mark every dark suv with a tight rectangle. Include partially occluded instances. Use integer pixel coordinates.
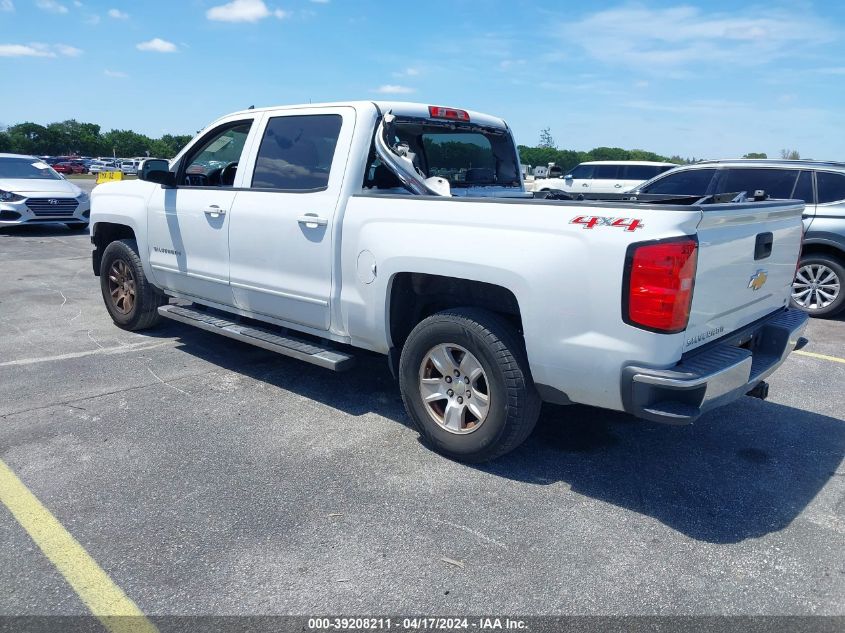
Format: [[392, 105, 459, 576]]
[[632, 159, 845, 317]]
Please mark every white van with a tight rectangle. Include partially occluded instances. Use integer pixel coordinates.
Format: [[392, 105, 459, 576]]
[[536, 161, 677, 194]]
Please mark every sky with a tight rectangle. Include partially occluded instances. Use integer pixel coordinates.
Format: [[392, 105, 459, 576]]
[[1, 0, 844, 160]]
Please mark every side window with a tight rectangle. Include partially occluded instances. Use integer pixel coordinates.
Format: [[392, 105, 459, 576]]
[[569, 164, 594, 179], [817, 171, 845, 204], [593, 165, 620, 180], [641, 168, 716, 195], [251, 114, 342, 191], [182, 121, 252, 187], [623, 165, 661, 181], [722, 168, 798, 199], [792, 170, 814, 203]]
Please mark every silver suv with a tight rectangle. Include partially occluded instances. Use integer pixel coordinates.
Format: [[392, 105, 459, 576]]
[[633, 159, 845, 317]]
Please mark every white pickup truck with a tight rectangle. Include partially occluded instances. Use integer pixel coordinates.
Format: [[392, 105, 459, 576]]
[[90, 101, 809, 462]]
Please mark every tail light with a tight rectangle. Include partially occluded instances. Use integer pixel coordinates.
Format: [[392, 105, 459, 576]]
[[624, 237, 698, 333], [428, 106, 470, 121]]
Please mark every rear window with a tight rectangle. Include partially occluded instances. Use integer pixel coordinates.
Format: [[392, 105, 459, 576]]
[[421, 131, 519, 187], [640, 168, 716, 196], [593, 165, 620, 179], [721, 168, 799, 199], [817, 171, 845, 204], [252, 114, 342, 191], [0, 156, 62, 180], [623, 165, 667, 181]]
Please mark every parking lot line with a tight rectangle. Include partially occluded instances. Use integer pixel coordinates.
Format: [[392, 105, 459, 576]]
[[794, 350, 845, 364], [0, 459, 159, 633]]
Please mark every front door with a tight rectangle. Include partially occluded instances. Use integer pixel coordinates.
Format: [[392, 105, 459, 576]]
[[228, 107, 353, 330], [147, 118, 257, 306]]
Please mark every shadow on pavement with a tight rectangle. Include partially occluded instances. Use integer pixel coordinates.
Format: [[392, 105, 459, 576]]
[[0, 223, 87, 237], [152, 323, 844, 545]]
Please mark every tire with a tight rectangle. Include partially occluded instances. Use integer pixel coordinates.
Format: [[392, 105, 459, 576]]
[[791, 253, 845, 318], [65, 222, 89, 231], [99, 239, 166, 330], [399, 308, 541, 463]]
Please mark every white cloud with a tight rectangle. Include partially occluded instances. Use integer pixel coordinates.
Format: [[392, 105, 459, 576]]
[[206, 0, 285, 23], [104, 69, 127, 78], [374, 84, 416, 94], [0, 1, 14, 13], [392, 67, 420, 78], [35, 0, 67, 13], [0, 44, 53, 57], [136, 38, 178, 53], [0, 42, 81, 57], [561, 5, 834, 71], [107, 8, 128, 19], [54, 43, 82, 56]]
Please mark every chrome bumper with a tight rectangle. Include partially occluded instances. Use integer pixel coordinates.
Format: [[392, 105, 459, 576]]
[[622, 308, 809, 424]]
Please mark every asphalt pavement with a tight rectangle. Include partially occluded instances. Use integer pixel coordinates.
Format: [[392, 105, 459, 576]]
[[0, 216, 843, 622]]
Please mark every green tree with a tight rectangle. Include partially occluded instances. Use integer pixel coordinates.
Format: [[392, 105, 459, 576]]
[[742, 152, 767, 159], [538, 127, 556, 149], [780, 149, 800, 160], [101, 129, 153, 158]]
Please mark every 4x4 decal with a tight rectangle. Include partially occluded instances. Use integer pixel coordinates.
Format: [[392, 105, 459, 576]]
[[570, 216, 644, 232]]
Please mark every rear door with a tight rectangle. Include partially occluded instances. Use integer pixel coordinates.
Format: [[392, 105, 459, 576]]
[[227, 106, 353, 330], [589, 164, 622, 193], [684, 200, 804, 351], [639, 168, 718, 197], [717, 166, 814, 230]]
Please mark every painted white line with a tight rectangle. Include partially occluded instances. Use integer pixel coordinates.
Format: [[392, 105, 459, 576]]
[[0, 341, 176, 368]]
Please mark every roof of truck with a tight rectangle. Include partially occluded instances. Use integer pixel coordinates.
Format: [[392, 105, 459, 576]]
[[226, 101, 510, 130]]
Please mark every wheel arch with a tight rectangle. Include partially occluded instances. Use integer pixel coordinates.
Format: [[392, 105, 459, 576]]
[[91, 221, 137, 276]]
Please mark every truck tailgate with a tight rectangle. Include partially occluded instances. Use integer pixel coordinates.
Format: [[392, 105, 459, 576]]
[[684, 200, 804, 351]]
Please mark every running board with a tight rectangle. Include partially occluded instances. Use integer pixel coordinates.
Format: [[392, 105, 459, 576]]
[[158, 304, 355, 371]]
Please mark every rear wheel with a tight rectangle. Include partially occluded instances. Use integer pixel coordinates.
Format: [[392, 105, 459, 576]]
[[99, 239, 166, 330], [791, 253, 844, 317], [399, 308, 541, 462]]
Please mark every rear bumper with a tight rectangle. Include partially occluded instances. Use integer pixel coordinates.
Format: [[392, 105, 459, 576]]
[[622, 308, 809, 424]]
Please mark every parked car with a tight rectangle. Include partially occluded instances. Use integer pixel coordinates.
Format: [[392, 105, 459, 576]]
[[90, 101, 807, 462], [630, 159, 845, 317], [0, 153, 90, 229], [534, 161, 677, 195], [52, 162, 86, 175], [120, 160, 139, 175], [89, 160, 120, 174]]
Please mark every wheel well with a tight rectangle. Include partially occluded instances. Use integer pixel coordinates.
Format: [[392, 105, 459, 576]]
[[92, 222, 136, 276], [388, 273, 523, 349], [801, 242, 844, 263]]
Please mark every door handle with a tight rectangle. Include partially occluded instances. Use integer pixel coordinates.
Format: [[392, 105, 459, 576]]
[[581, 183, 589, 187], [614, 184, 623, 188], [297, 214, 328, 228], [205, 205, 226, 218]]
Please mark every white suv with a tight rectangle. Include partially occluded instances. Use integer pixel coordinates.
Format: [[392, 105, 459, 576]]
[[534, 160, 677, 195]]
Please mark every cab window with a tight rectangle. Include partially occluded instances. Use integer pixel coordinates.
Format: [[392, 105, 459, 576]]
[[640, 168, 716, 196], [182, 121, 252, 187], [251, 114, 342, 191]]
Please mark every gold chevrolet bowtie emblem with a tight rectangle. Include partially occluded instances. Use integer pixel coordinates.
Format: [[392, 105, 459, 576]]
[[748, 269, 768, 291]]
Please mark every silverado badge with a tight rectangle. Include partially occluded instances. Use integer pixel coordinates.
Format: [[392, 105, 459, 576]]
[[748, 269, 768, 291]]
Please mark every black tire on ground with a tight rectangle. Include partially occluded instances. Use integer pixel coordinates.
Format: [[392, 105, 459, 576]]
[[792, 253, 845, 318], [399, 308, 542, 463], [65, 222, 89, 231], [99, 238, 166, 331]]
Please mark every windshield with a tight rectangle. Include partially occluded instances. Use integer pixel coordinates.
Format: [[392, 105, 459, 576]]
[[391, 121, 520, 188], [0, 157, 63, 180]]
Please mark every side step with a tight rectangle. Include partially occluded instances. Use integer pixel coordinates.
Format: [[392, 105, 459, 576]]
[[158, 304, 355, 371]]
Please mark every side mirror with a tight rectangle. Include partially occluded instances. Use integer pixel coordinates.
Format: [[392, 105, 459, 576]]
[[564, 174, 573, 180], [139, 159, 175, 186]]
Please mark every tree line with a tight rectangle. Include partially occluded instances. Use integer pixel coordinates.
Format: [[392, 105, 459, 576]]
[[0, 119, 193, 159]]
